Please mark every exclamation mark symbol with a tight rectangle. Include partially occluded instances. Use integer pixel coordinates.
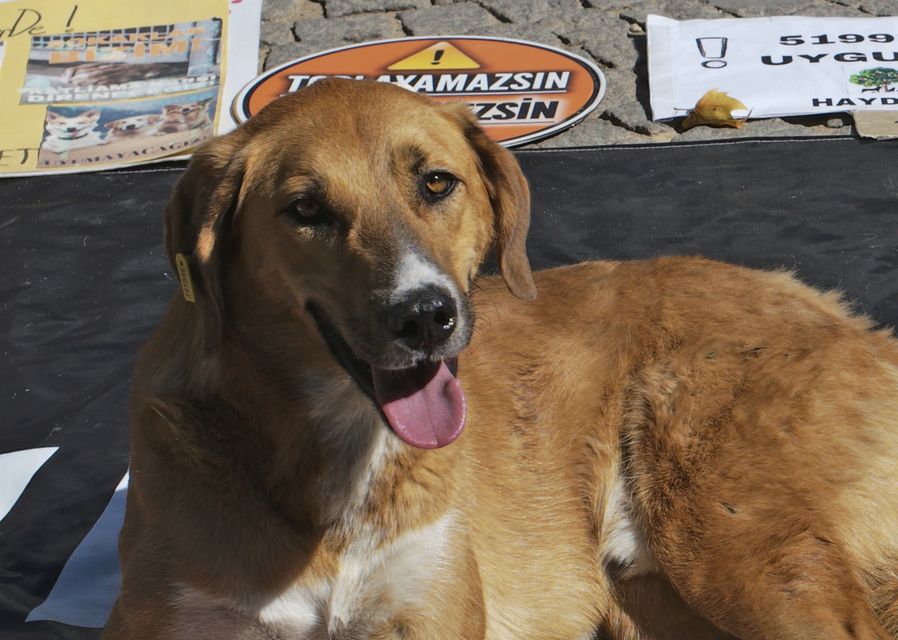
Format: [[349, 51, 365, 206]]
[[65, 5, 79, 32], [696, 36, 728, 69], [431, 49, 444, 66]]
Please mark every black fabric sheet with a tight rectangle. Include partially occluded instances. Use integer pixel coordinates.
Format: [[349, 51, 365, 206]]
[[2, 137, 897, 638]]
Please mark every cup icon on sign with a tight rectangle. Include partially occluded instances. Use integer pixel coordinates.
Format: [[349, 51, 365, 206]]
[[696, 37, 728, 69]]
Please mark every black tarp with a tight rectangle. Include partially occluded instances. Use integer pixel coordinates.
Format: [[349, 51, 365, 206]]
[[2, 137, 897, 638]]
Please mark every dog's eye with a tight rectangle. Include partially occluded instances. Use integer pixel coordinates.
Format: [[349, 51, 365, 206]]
[[421, 172, 457, 202], [285, 196, 329, 226]]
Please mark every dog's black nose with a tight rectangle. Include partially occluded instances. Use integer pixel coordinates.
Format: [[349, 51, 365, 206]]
[[388, 290, 457, 352]]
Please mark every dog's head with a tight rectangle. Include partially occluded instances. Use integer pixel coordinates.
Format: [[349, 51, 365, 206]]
[[163, 99, 211, 120], [161, 104, 190, 121], [105, 114, 160, 133], [164, 79, 536, 448], [45, 109, 101, 136]]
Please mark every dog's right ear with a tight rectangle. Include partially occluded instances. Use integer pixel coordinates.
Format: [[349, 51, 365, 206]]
[[444, 103, 537, 301], [164, 132, 247, 352]]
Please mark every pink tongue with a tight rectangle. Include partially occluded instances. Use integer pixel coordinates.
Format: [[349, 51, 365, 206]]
[[372, 360, 466, 449]]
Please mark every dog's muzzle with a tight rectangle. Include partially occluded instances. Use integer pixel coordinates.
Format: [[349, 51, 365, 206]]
[[307, 281, 469, 450]]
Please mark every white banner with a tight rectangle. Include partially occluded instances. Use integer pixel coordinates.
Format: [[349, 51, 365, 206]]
[[648, 14, 898, 121]]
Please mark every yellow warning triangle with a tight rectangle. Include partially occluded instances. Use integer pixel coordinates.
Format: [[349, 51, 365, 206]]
[[387, 41, 481, 71]]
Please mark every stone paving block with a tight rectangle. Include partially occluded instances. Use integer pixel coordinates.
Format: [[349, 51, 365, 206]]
[[398, 2, 502, 35], [263, 0, 324, 23], [675, 116, 842, 141], [857, 1, 898, 16], [616, 1, 727, 24], [265, 13, 405, 70], [556, 10, 636, 69], [293, 12, 406, 48], [473, 0, 582, 25], [265, 41, 322, 69], [788, 5, 870, 16], [327, 0, 430, 18], [260, 20, 296, 47], [708, 0, 867, 17], [439, 22, 567, 46], [532, 109, 672, 147], [598, 67, 671, 136]]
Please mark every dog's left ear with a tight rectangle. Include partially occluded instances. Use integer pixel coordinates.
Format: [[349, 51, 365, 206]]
[[447, 104, 537, 300], [164, 131, 248, 351]]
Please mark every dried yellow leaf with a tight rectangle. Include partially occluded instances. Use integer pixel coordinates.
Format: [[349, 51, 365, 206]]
[[682, 90, 750, 130]]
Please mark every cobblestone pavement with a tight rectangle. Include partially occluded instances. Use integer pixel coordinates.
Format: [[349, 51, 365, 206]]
[[259, 0, 898, 147]]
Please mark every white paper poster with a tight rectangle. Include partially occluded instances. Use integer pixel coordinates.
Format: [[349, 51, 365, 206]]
[[0, 447, 57, 523], [648, 14, 898, 121], [26, 473, 129, 628]]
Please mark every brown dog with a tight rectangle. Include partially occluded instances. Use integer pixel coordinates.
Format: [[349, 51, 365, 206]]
[[155, 99, 214, 135], [104, 114, 161, 141], [104, 79, 898, 640]]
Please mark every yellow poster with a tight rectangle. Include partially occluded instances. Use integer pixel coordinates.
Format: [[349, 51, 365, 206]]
[[0, 0, 229, 176]]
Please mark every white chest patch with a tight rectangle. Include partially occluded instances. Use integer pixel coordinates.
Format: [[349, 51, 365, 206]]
[[256, 511, 458, 636], [258, 582, 328, 634], [602, 476, 657, 579]]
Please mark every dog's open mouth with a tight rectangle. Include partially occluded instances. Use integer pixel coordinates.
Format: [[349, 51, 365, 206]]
[[307, 302, 466, 449]]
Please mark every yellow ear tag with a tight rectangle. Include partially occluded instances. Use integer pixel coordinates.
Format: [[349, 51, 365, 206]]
[[175, 253, 197, 303]]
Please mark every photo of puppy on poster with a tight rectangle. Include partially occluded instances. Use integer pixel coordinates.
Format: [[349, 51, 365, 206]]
[[37, 89, 218, 168]]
